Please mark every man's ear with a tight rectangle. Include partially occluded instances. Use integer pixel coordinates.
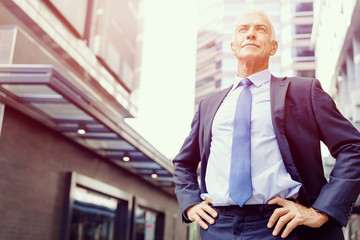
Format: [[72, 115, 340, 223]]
[[270, 41, 278, 56], [231, 41, 236, 55]]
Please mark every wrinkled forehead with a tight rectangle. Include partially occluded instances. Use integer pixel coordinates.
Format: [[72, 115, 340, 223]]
[[235, 13, 271, 29]]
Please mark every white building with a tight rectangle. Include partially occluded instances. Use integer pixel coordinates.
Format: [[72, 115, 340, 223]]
[[312, 0, 360, 239]]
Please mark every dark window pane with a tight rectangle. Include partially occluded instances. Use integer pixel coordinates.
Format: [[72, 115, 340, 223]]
[[294, 47, 314, 57], [295, 24, 313, 35], [135, 207, 164, 240], [297, 70, 315, 78], [135, 208, 145, 240], [295, 2, 313, 12], [69, 186, 128, 240], [70, 200, 116, 240]]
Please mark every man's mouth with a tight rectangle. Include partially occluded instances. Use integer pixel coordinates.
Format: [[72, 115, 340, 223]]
[[242, 43, 259, 48]]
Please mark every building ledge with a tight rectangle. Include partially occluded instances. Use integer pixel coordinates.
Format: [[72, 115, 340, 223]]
[[0, 64, 175, 195]]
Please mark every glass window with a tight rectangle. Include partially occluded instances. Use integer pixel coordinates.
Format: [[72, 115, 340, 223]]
[[87, 0, 142, 90], [135, 207, 164, 240], [70, 186, 115, 240], [71, 200, 116, 240], [295, 24, 313, 35], [295, 2, 313, 12], [296, 70, 315, 78], [70, 185, 129, 240], [196, 76, 215, 88], [293, 47, 314, 57], [48, 0, 88, 36]]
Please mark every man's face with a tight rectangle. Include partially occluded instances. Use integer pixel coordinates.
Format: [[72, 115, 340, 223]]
[[231, 13, 278, 63]]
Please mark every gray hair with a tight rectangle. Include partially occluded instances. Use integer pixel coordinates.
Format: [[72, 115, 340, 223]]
[[232, 9, 277, 41]]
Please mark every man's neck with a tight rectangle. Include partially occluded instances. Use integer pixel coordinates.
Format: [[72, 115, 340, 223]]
[[236, 59, 269, 78]]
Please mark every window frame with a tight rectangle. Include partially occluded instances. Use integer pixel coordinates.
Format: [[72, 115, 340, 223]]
[[61, 171, 132, 240]]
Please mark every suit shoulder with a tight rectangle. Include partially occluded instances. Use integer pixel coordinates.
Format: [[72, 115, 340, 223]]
[[285, 76, 315, 85], [200, 87, 231, 105]]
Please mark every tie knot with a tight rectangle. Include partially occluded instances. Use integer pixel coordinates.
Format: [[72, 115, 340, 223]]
[[240, 78, 252, 87]]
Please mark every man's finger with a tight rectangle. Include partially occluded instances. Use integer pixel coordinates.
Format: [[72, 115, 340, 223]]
[[202, 203, 218, 218], [196, 208, 215, 225], [267, 196, 287, 206], [272, 213, 294, 236], [204, 198, 213, 205], [192, 214, 209, 229], [186, 200, 218, 229], [281, 217, 301, 238], [267, 207, 289, 228]]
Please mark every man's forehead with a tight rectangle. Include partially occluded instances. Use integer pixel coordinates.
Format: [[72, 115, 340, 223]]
[[236, 14, 271, 28]]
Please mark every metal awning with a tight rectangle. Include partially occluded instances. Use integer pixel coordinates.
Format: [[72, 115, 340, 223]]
[[0, 64, 174, 194]]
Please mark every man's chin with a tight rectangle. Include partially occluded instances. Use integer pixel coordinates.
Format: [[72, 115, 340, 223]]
[[238, 53, 261, 60]]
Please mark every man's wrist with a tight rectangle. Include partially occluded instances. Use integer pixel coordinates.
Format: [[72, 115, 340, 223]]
[[312, 208, 329, 221]]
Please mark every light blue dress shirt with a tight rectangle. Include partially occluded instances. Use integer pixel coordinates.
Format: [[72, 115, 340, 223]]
[[201, 69, 302, 206]]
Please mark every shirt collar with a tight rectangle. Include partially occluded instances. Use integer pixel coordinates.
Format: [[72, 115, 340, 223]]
[[231, 69, 271, 91]]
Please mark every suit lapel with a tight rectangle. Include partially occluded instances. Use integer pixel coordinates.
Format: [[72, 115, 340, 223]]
[[270, 75, 301, 182], [270, 75, 288, 135], [203, 87, 232, 159]]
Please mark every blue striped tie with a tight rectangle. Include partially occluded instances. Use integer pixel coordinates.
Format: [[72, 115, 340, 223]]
[[229, 78, 253, 207]]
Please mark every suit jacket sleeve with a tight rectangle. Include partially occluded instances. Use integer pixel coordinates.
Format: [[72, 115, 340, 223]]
[[309, 79, 360, 226], [173, 103, 203, 222]]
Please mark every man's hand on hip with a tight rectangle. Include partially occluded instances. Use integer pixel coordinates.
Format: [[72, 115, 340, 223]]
[[185, 198, 218, 230], [267, 197, 329, 238]]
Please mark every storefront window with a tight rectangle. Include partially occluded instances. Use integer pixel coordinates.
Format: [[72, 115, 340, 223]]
[[135, 207, 164, 240], [69, 184, 128, 240], [70, 200, 115, 240], [70, 186, 118, 240]]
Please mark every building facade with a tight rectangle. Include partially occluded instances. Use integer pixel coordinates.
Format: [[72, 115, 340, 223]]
[[312, 0, 360, 239], [0, 0, 187, 239], [280, 0, 315, 78]]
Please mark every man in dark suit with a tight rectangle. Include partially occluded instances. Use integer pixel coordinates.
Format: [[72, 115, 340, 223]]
[[173, 10, 360, 240]]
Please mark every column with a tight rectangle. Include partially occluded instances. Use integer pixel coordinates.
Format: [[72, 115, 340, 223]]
[[0, 103, 5, 137], [338, 65, 348, 117], [352, 32, 360, 128], [345, 49, 356, 122], [353, 31, 360, 88]]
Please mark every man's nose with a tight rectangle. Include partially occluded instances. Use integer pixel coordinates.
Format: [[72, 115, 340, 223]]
[[246, 27, 256, 39]]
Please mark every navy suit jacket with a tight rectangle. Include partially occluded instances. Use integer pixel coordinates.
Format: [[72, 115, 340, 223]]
[[173, 76, 360, 236]]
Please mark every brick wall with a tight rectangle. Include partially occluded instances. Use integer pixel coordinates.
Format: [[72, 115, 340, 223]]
[[0, 106, 185, 240]]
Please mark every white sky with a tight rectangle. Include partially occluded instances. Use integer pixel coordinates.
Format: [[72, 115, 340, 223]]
[[126, 0, 198, 159]]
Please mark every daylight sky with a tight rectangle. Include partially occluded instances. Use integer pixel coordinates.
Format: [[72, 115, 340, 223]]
[[126, 0, 198, 159]]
